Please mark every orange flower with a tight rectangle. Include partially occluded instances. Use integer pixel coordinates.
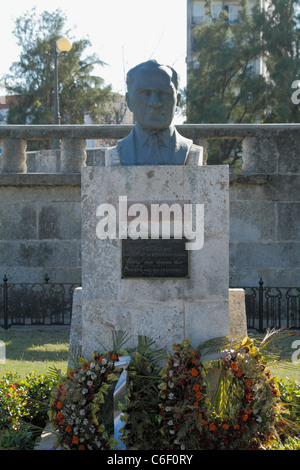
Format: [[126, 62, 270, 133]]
[[56, 401, 63, 409], [72, 435, 79, 445], [245, 392, 252, 400], [245, 408, 252, 414], [196, 391, 202, 399], [233, 424, 239, 430], [193, 384, 200, 391], [237, 369, 243, 377], [56, 412, 63, 420], [111, 354, 118, 361], [198, 412, 203, 419], [223, 423, 229, 430], [230, 362, 237, 370], [201, 420, 207, 426], [189, 350, 196, 355], [242, 414, 248, 422], [65, 425, 72, 433], [79, 445, 85, 450], [191, 368, 198, 377], [209, 423, 216, 431], [245, 379, 251, 388], [194, 401, 199, 408]]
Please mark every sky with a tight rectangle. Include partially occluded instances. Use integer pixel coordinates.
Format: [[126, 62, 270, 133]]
[[0, 0, 188, 97]]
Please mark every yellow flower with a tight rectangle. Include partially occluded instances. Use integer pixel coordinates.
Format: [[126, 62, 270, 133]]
[[241, 337, 251, 347]]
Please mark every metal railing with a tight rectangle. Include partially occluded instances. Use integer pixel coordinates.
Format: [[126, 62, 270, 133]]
[[0, 274, 80, 329], [242, 278, 300, 332]]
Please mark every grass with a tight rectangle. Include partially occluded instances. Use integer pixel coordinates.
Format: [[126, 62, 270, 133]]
[[0, 327, 70, 378], [248, 329, 300, 382], [0, 327, 299, 382]]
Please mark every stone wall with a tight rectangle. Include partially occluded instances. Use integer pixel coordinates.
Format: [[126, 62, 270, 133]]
[[229, 136, 300, 288], [0, 125, 299, 289], [0, 174, 81, 284]]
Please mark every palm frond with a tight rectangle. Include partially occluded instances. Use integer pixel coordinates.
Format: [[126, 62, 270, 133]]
[[112, 330, 131, 353], [195, 335, 246, 358]]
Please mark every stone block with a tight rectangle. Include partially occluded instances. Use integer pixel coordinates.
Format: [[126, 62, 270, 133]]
[[277, 203, 300, 241], [38, 202, 81, 240], [0, 202, 37, 240], [0, 240, 79, 267], [79, 165, 230, 357], [234, 242, 300, 269], [229, 288, 247, 338], [230, 201, 276, 241]]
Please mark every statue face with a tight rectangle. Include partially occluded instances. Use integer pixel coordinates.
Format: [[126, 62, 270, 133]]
[[126, 65, 180, 132]]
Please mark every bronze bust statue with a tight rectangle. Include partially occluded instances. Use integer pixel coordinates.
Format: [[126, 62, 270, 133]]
[[105, 60, 203, 166]]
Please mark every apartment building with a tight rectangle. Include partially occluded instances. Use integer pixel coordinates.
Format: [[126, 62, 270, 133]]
[[186, 0, 270, 78]]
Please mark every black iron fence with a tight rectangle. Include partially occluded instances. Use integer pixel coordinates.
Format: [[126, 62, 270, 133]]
[[1, 274, 299, 332], [243, 278, 300, 332], [0, 274, 80, 329]]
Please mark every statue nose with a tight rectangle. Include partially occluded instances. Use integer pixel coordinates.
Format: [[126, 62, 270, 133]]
[[149, 91, 162, 107]]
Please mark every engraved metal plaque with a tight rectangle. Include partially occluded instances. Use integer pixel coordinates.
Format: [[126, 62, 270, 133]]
[[121, 238, 189, 279]]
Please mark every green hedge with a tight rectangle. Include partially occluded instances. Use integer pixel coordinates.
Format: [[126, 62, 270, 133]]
[[0, 371, 59, 450]]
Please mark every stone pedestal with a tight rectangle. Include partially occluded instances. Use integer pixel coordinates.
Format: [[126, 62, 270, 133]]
[[76, 165, 231, 358]]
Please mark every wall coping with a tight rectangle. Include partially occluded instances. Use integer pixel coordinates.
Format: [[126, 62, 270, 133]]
[[0, 123, 300, 140], [0, 173, 81, 186], [0, 172, 292, 187]]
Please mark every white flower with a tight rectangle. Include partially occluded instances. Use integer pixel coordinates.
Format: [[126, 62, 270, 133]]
[[165, 406, 172, 412], [169, 430, 175, 435], [82, 388, 88, 395], [167, 420, 174, 426], [256, 416, 262, 423], [90, 362, 95, 368], [87, 381, 93, 387], [168, 393, 174, 399], [80, 409, 86, 415]]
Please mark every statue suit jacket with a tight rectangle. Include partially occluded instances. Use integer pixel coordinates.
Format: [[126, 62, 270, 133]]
[[105, 124, 203, 166]]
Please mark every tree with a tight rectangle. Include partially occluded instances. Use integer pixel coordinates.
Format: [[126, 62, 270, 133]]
[[255, 0, 300, 122], [3, 8, 113, 128], [185, 0, 300, 167]]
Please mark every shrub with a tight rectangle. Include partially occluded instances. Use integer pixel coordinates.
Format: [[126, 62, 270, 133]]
[[0, 370, 59, 450]]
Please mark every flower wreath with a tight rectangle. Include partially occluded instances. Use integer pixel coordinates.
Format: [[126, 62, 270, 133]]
[[158, 338, 282, 450], [49, 351, 120, 450]]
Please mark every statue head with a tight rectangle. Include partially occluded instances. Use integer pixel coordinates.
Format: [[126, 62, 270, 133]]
[[126, 60, 181, 132]]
